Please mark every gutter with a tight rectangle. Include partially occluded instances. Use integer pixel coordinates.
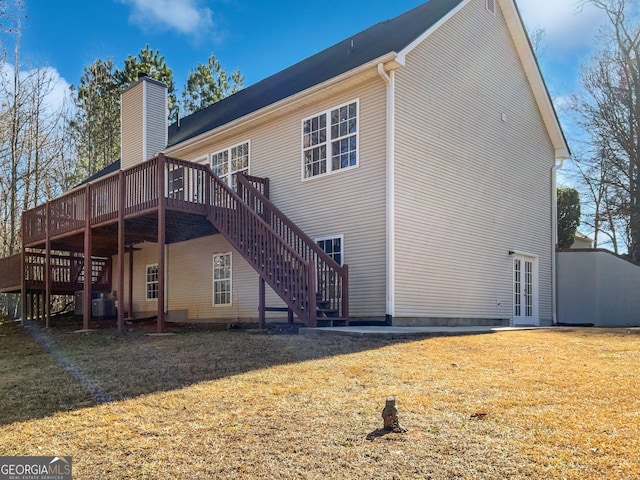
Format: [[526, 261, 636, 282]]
[[551, 158, 567, 325], [378, 62, 397, 320], [164, 52, 399, 156]]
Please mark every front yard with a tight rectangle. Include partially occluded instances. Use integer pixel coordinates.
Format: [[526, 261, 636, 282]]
[[0, 320, 638, 479]]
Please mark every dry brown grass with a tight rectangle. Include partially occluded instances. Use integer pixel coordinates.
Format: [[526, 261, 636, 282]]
[[0, 320, 638, 479]]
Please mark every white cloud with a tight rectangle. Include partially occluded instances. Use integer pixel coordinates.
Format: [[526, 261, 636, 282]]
[[517, 0, 605, 58], [40, 67, 72, 113], [119, 0, 214, 38], [0, 62, 71, 114]]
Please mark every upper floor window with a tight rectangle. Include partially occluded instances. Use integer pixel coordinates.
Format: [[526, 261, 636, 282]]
[[302, 100, 358, 179], [211, 141, 250, 190]]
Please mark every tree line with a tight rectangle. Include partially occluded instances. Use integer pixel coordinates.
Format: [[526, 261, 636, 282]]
[[3, 0, 640, 265], [571, 0, 640, 260], [0, 4, 243, 260]]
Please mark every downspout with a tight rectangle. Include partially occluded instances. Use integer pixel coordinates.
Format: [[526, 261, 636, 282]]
[[551, 159, 566, 325], [378, 63, 395, 322]]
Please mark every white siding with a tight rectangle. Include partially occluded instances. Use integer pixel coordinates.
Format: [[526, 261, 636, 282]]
[[145, 81, 167, 160], [121, 78, 167, 169], [131, 74, 388, 320], [121, 84, 144, 170], [393, 0, 554, 323]]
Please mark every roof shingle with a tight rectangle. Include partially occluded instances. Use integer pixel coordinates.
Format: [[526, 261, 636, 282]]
[[167, 0, 465, 147]]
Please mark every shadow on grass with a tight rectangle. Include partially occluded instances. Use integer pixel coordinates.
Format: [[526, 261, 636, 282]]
[[0, 316, 423, 426]]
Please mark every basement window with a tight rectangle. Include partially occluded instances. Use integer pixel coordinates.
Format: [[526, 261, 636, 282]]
[[146, 264, 159, 300], [213, 253, 232, 306]]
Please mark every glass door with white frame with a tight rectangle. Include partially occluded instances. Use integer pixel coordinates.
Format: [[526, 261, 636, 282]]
[[513, 254, 538, 326]]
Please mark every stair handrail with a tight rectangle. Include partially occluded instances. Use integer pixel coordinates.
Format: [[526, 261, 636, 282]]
[[200, 162, 316, 325], [237, 174, 348, 318]]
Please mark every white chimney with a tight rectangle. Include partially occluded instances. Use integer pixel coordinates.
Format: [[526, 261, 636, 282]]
[[120, 74, 168, 169]]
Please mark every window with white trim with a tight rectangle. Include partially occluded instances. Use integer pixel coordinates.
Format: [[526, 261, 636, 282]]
[[303, 100, 358, 179], [486, 0, 495, 14], [211, 141, 250, 190], [146, 264, 159, 300], [168, 167, 184, 200], [316, 235, 343, 265], [213, 253, 232, 306]]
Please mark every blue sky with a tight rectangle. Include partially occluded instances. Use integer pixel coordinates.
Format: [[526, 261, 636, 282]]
[[7, 0, 607, 160], [14, 0, 605, 96]]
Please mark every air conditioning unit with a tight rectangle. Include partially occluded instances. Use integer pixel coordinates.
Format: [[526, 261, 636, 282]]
[[74, 291, 105, 315], [92, 298, 116, 318]]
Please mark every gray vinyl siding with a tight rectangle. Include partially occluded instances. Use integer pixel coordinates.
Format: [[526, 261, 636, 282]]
[[121, 85, 144, 169], [147, 74, 388, 320], [145, 81, 167, 161], [393, 0, 554, 323]]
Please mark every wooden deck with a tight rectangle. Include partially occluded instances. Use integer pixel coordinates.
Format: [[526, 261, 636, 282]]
[[1, 154, 348, 332]]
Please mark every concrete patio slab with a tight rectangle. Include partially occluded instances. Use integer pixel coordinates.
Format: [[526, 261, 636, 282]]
[[298, 325, 549, 338]]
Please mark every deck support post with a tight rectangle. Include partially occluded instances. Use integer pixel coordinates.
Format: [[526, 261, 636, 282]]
[[35, 293, 40, 321], [83, 184, 92, 330], [157, 154, 166, 333], [308, 259, 317, 328], [117, 170, 125, 332], [128, 246, 134, 320], [288, 308, 294, 325], [20, 224, 26, 325], [45, 201, 51, 328], [258, 277, 265, 329], [342, 264, 349, 321]]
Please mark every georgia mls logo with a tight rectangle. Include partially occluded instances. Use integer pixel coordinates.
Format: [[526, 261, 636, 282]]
[[0, 456, 72, 480]]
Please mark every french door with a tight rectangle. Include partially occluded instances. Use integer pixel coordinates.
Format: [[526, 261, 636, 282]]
[[513, 254, 538, 325]]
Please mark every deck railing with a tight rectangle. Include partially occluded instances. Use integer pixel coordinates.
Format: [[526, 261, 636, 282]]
[[91, 174, 119, 226], [0, 250, 111, 293], [22, 157, 225, 244], [206, 168, 317, 325], [24, 251, 110, 291], [0, 254, 22, 291], [51, 189, 87, 236], [23, 204, 47, 245], [124, 157, 159, 215], [17, 155, 342, 326], [237, 174, 348, 318], [164, 157, 211, 213]]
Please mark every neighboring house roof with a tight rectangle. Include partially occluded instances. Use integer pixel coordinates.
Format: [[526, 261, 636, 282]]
[[571, 231, 594, 248], [167, 0, 465, 147]]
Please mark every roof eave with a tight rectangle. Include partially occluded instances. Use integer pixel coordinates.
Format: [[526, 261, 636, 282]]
[[499, 0, 571, 160], [397, 0, 472, 63], [164, 51, 400, 155]]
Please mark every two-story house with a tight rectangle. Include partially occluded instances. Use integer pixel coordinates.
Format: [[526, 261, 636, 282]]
[[0, 0, 569, 332]]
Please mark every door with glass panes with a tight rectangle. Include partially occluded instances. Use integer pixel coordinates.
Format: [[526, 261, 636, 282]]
[[513, 254, 538, 325]]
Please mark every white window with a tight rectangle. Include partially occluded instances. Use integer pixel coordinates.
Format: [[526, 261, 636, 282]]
[[316, 235, 344, 265], [302, 100, 358, 179], [486, 0, 495, 14], [213, 253, 232, 306], [168, 167, 184, 200], [146, 264, 158, 300], [211, 141, 250, 190]]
